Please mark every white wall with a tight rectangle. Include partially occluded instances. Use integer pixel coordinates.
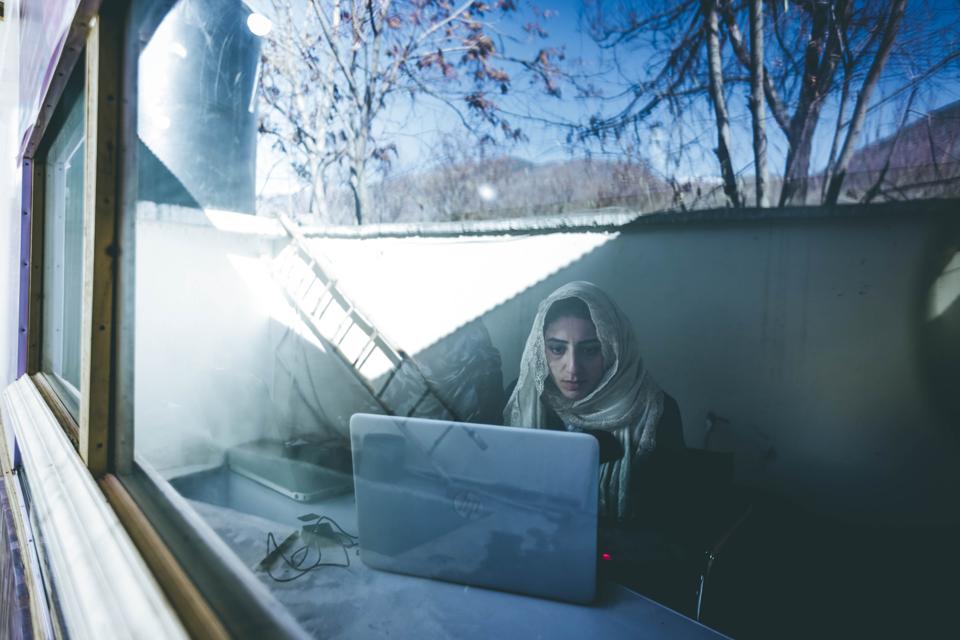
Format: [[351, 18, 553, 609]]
[[134, 204, 280, 474], [131, 202, 960, 525], [482, 214, 959, 526], [318, 209, 960, 527], [134, 204, 383, 476]]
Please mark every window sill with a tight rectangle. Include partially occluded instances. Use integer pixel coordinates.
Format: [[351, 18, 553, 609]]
[[0, 375, 187, 639], [30, 372, 80, 449]]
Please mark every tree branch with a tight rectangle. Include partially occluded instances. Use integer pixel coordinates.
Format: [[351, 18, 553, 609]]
[[748, 0, 767, 207], [825, 0, 907, 205], [721, 0, 789, 135], [862, 87, 917, 204], [703, 0, 742, 207]]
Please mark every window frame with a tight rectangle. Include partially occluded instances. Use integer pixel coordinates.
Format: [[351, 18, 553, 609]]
[[106, 1, 314, 634], [7, 2, 199, 636], [23, 1, 119, 475], [16, 0, 317, 636], [34, 57, 85, 424], [23, 17, 88, 449], [11, 1, 241, 637]]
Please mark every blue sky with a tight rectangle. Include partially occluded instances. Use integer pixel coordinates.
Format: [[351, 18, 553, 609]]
[[388, 1, 957, 176], [259, 0, 960, 195]]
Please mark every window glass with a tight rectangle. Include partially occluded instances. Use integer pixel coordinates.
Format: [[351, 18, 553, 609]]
[[124, 0, 960, 636], [41, 79, 85, 417]]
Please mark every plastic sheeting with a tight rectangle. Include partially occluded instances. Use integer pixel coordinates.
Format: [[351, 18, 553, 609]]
[[378, 320, 504, 426], [18, 0, 81, 161]]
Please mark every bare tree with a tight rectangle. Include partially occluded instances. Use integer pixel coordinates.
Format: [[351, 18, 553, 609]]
[[258, 0, 558, 224], [861, 87, 917, 203], [824, 0, 907, 204], [748, 0, 767, 206], [704, 0, 742, 207], [774, 0, 849, 205], [578, 0, 959, 209], [258, 2, 341, 221]]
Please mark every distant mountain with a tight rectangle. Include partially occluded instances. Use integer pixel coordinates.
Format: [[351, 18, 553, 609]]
[[363, 154, 674, 224], [258, 154, 716, 225], [839, 100, 960, 202]]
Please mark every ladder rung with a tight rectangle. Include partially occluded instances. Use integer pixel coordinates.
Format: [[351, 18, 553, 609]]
[[376, 362, 402, 399], [407, 387, 432, 417], [353, 333, 378, 368], [302, 278, 320, 305], [427, 424, 454, 455], [295, 272, 312, 297], [314, 289, 336, 319], [354, 345, 378, 373], [332, 314, 355, 345], [310, 280, 334, 314]]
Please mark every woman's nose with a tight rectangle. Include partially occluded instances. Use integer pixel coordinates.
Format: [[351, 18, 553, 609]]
[[565, 351, 579, 376]]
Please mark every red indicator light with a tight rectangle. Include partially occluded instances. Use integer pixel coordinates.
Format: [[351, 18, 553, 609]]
[[601, 552, 612, 561]]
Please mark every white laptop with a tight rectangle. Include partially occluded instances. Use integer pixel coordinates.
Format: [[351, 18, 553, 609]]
[[349, 413, 599, 603]]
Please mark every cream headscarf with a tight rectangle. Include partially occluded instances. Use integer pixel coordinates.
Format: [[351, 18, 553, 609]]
[[503, 281, 664, 520]]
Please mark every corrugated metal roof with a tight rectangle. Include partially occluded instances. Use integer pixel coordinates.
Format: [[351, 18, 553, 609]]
[[309, 231, 619, 355]]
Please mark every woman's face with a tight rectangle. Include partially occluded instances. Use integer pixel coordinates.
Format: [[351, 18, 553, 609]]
[[544, 315, 605, 401]]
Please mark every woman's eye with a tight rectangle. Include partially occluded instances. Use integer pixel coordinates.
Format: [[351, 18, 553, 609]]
[[581, 345, 601, 357], [547, 345, 565, 356]]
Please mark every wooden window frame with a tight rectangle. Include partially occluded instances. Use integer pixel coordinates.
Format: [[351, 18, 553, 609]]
[[23, 16, 88, 450], [19, 0, 126, 476], [10, 1, 227, 637], [106, 0, 310, 632], [24, 3, 117, 474], [15, 0, 312, 637]]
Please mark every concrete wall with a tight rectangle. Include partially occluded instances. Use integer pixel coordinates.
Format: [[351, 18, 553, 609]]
[[134, 204, 383, 476], [134, 202, 960, 526], [312, 204, 959, 527], [134, 204, 280, 473], [476, 209, 960, 527]]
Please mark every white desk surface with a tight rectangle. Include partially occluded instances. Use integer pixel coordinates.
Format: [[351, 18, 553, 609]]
[[189, 470, 728, 640]]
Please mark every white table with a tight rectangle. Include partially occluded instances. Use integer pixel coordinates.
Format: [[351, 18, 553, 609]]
[[185, 469, 728, 640]]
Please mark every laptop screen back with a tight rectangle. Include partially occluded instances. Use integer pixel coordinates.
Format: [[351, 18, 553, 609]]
[[349, 413, 599, 603]]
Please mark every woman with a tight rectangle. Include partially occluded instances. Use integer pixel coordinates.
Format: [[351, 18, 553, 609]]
[[503, 281, 683, 521]]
